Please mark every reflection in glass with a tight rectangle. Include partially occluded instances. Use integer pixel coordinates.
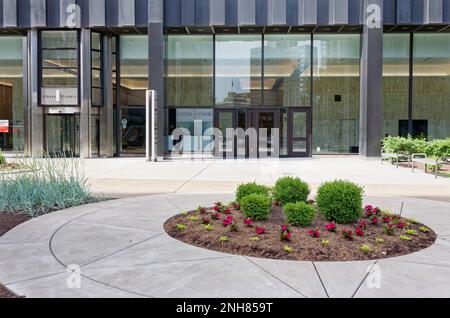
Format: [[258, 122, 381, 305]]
[[383, 34, 409, 137], [264, 35, 311, 107], [313, 34, 361, 154], [215, 35, 262, 106], [0, 37, 25, 151], [45, 115, 80, 157], [167, 35, 213, 107], [120, 36, 149, 106], [413, 33, 450, 140]]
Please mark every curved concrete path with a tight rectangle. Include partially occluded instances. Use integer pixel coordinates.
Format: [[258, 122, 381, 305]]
[[1, 194, 450, 298]]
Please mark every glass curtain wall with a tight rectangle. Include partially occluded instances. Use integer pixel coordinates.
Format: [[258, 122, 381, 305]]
[[413, 33, 450, 140], [166, 35, 214, 153], [312, 34, 361, 154], [383, 34, 410, 137], [215, 35, 262, 106], [41, 31, 78, 87], [0, 37, 25, 152], [119, 35, 148, 155], [263, 34, 311, 107]]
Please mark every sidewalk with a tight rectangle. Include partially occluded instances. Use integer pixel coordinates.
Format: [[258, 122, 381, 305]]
[[83, 157, 450, 201]]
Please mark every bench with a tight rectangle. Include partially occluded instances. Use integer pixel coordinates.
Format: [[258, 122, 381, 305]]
[[381, 149, 411, 168], [411, 153, 447, 179]]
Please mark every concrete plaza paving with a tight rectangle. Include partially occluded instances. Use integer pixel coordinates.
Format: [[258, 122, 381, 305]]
[[1, 193, 450, 298], [1, 157, 450, 298], [83, 157, 450, 201]]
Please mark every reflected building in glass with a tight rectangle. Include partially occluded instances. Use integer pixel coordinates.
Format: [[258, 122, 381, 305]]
[[0, 0, 449, 159]]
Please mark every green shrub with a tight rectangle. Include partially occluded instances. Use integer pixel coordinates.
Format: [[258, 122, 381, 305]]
[[284, 202, 316, 227], [427, 138, 450, 159], [272, 177, 310, 205], [382, 136, 428, 154], [236, 182, 271, 203], [316, 180, 364, 224], [240, 194, 272, 221], [0, 151, 6, 165]]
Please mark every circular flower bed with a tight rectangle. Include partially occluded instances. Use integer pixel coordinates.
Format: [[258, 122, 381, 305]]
[[164, 180, 437, 262]]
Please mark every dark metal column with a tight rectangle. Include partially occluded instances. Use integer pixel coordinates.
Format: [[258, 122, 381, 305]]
[[148, 0, 165, 157], [359, 0, 383, 157]]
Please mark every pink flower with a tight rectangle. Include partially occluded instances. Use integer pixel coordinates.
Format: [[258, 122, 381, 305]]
[[365, 205, 374, 212], [356, 228, 365, 237], [396, 222, 407, 229], [342, 229, 354, 240], [383, 216, 391, 223], [256, 227, 266, 235], [223, 216, 233, 227], [211, 213, 221, 220], [224, 208, 232, 215], [244, 218, 253, 227], [358, 221, 368, 230], [325, 223, 337, 232], [308, 229, 321, 238], [371, 217, 379, 225]]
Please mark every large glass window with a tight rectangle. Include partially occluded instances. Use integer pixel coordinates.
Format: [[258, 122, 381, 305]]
[[215, 35, 262, 106], [91, 32, 103, 107], [312, 34, 361, 154], [0, 37, 25, 152], [264, 35, 311, 107], [413, 33, 450, 140], [41, 31, 78, 87], [167, 35, 213, 107], [119, 36, 148, 155], [383, 34, 410, 138], [120, 35, 148, 106]]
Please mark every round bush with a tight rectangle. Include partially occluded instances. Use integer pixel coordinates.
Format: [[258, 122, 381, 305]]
[[316, 180, 364, 224], [240, 194, 272, 221], [284, 202, 317, 227], [272, 177, 310, 205], [236, 182, 271, 203]]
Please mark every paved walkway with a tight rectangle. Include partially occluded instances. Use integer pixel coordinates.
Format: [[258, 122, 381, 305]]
[[1, 194, 450, 298], [83, 157, 450, 201]]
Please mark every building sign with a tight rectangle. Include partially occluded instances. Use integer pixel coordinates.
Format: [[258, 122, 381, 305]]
[[176, 109, 214, 123], [41, 87, 78, 106], [0, 120, 9, 133]]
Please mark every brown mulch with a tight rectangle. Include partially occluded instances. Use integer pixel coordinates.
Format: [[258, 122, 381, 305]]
[[0, 212, 30, 298], [165, 204, 437, 262]]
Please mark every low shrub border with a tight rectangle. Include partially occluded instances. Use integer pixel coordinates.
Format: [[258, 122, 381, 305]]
[[165, 178, 437, 262]]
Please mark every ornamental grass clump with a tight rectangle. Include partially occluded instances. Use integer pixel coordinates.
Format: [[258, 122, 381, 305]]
[[0, 151, 6, 165], [272, 177, 310, 206], [316, 180, 364, 224], [235, 182, 271, 203], [0, 154, 94, 217], [240, 194, 272, 221], [283, 202, 317, 227]]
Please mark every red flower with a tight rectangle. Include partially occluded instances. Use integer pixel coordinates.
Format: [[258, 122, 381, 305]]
[[383, 216, 391, 223], [197, 207, 207, 214], [308, 228, 321, 238], [223, 216, 233, 227], [211, 213, 221, 220], [358, 221, 368, 230], [256, 227, 266, 235], [396, 222, 407, 229], [342, 229, 354, 240], [224, 208, 232, 215], [371, 217, 379, 225], [233, 203, 241, 211], [373, 207, 381, 216], [365, 205, 374, 212], [201, 217, 210, 225], [279, 225, 292, 241], [355, 228, 365, 237], [244, 218, 253, 227], [325, 222, 336, 232]]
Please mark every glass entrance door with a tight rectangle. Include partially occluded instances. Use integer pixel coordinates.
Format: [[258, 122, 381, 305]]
[[120, 107, 146, 156], [214, 109, 237, 158], [288, 108, 311, 157], [46, 115, 80, 157], [249, 109, 280, 158]]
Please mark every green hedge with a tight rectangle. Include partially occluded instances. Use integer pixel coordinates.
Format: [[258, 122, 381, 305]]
[[236, 182, 271, 203], [383, 136, 450, 159], [272, 177, 310, 206], [316, 180, 364, 224], [240, 194, 272, 221], [284, 202, 316, 227]]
